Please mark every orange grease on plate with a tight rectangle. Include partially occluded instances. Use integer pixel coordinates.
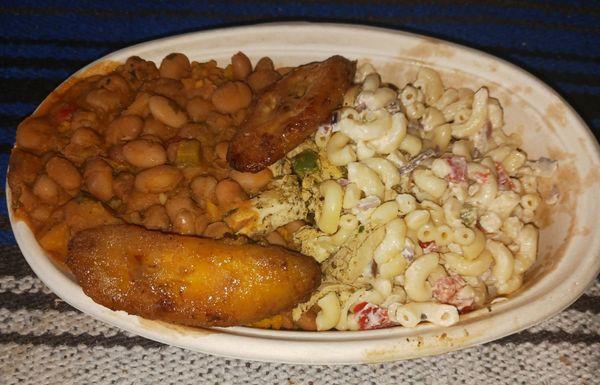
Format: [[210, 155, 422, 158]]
[[137, 317, 218, 336], [362, 328, 473, 363], [546, 102, 568, 127]]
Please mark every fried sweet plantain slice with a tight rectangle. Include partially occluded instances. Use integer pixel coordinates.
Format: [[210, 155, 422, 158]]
[[67, 224, 321, 327], [228, 55, 355, 172]]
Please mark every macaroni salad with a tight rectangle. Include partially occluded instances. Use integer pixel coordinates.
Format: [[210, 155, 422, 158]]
[[285, 63, 558, 331]]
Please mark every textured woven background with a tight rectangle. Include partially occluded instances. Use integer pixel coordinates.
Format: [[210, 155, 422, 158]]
[[1, 1, 599, 384]]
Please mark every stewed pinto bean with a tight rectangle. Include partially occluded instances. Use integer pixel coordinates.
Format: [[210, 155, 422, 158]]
[[203, 221, 232, 239], [215, 179, 248, 211], [16, 118, 58, 153], [85, 75, 131, 112], [150, 78, 187, 107], [45, 156, 82, 191], [255, 57, 275, 71], [142, 116, 178, 141], [84, 89, 120, 112], [83, 158, 114, 201], [105, 115, 143, 145], [231, 52, 252, 80], [122, 139, 167, 169], [123, 190, 160, 212], [284, 220, 306, 234], [70, 127, 102, 147], [190, 175, 217, 207], [164, 195, 208, 234], [32, 174, 60, 204], [229, 168, 273, 194], [99, 74, 131, 97], [159, 53, 191, 80], [194, 214, 210, 234], [172, 210, 196, 234], [134, 165, 182, 193], [186, 97, 214, 122], [215, 141, 229, 160], [211, 81, 252, 114], [70, 110, 99, 131], [265, 231, 287, 247], [148, 95, 189, 128], [142, 204, 170, 230], [247, 70, 281, 93], [123, 92, 151, 117], [165, 195, 196, 219]]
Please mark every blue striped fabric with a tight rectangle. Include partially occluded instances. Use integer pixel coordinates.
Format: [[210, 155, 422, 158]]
[[1, 0, 599, 247]]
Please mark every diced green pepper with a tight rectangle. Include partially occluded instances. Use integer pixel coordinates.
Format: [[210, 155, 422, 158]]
[[460, 204, 478, 228], [291, 150, 319, 176], [175, 140, 202, 167]]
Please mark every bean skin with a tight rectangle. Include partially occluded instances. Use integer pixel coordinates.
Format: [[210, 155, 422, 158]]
[[123, 92, 151, 117], [85, 88, 121, 112], [165, 195, 196, 220], [203, 221, 232, 239], [83, 158, 114, 201], [123, 190, 160, 212], [172, 209, 196, 234], [285, 220, 306, 234], [143, 204, 170, 230], [211, 81, 252, 114], [148, 95, 189, 128], [105, 115, 143, 145], [255, 57, 275, 71], [45, 156, 82, 191], [150, 78, 187, 107], [190, 175, 217, 207], [247, 70, 281, 93], [71, 110, 99, 132], [186, 97, 214, 122], [100, 74, 131, 96], [215, 179, 248, 211], [122, 139, 167, 169], [32, 174, 60, 204], [16, 118, 58, 153], [142, 116, 178, 141], [229, 168, 273, 194], [134, 165, 182, 193], [265, 231, 287, 247], [231, 52, 252, 80], [164, 195, 208, 234], [194, 214, 210, 235], [70, 127, 102, 147], [159, 53, 191, 80], [215, 141, 229, 160]]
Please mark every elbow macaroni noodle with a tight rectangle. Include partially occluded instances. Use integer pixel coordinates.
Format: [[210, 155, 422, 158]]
[[289, 63, 556, 330]]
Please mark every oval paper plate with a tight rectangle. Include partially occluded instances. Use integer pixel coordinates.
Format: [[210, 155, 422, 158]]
[[8, 23, 600, 364]]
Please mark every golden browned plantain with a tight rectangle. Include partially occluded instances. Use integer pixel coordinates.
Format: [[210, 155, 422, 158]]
[[228, 55, 355, 172], [66, 224, 321, 327]]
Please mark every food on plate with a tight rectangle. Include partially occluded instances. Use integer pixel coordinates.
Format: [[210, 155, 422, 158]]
[[8, 50, 558, 332], [285, 63, 557, 330], [227, 55, 355, 172], [67, 224, 321, 327]]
